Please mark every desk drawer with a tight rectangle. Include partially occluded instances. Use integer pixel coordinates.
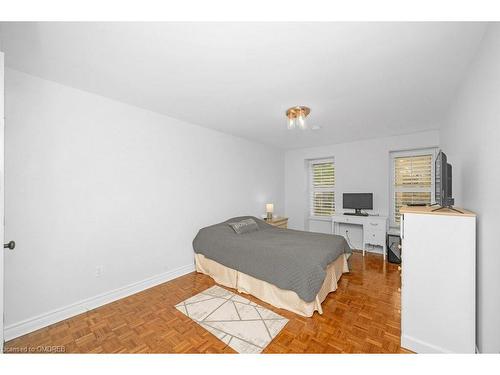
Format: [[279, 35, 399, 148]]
[[367, 220, 384, 229], [365, 229, 385, 245]]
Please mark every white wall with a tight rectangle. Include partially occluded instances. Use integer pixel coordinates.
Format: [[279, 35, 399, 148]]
[[440, 24, 500, 353], [4, 69, 284, 336], [284, 131, 439, 249]]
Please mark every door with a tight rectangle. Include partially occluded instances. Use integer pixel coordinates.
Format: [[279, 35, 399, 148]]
[[1, 50, 4, 351], [0, 51, 13, 351]]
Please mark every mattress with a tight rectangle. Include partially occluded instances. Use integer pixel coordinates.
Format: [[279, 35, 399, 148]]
[[192, 216, 351, 302], [195, 252, 349, 317]]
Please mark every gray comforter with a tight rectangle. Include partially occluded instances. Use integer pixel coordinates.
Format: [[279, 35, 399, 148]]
[[192, 216, 351, 302]]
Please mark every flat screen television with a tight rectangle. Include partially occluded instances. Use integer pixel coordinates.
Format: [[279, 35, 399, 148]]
[[343, 193, 373, 216], [435, 151, 454, 207]]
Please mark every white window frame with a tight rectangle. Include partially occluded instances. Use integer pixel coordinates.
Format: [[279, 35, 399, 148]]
[[308, 157, 335, 220], [389, 148, 438, 228]]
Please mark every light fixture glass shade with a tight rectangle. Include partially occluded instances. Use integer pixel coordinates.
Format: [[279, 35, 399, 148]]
[[298, 113, 306, 130], [286, 106, 311, 131]]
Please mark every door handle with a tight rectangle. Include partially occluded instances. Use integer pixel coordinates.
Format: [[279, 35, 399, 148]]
[[4, 241, 15, 250]]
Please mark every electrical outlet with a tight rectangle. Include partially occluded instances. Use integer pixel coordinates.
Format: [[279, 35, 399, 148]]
[[95, 265, 104, 277]]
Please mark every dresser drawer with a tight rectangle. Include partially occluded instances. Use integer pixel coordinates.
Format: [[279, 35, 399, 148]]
[[274, 222, 288, 229]]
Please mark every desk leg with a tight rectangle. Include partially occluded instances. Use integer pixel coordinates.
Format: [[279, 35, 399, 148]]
[[362, 229, 365, 257]]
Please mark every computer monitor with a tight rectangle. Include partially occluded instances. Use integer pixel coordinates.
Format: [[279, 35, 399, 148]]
[[343, 193, 373, 216]]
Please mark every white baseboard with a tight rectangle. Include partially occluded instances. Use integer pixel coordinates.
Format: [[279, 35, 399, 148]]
[[401, 334, 452, 354], [4, 263, 195, 341]]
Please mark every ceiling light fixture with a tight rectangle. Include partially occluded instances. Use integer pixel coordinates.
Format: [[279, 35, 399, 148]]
[[286, 106, 311, 130]]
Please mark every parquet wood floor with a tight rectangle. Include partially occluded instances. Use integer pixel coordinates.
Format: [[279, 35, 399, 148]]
[[4, 252, 412, 353]]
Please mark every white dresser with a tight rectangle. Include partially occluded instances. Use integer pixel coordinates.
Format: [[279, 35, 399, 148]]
[[331, 214, 388, 259], [400, 206, 476, 353]]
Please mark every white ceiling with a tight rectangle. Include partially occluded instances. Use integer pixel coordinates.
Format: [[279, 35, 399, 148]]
[[0, 22, 487, 149]]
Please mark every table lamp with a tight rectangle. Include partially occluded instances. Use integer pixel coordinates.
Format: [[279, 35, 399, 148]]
[[266, 203, 274, 221]]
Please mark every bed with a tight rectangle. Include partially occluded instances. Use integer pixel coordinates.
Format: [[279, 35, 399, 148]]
[[192, 216, 351, 317]]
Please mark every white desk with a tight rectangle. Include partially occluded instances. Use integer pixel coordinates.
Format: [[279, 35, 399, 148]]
[[331, 214, 388, 259]]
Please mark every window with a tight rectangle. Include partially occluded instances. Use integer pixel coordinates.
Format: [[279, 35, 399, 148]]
[[390, 149, 437, 226], [309, 159, 335, 217]]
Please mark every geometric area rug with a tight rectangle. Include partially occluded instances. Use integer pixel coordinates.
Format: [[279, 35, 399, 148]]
[[175, 285, 288, 353]]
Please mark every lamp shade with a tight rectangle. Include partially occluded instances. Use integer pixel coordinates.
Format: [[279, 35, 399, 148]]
[[266, 203, 274, 213]]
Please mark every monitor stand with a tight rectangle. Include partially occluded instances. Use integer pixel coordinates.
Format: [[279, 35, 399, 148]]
[[344, 209, 369, 216]]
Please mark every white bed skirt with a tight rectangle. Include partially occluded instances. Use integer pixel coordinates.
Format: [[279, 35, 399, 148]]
[[194, 253, 349, 317]]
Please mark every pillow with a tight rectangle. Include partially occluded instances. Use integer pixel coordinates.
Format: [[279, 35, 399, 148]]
[[228, 218, 259, 234]]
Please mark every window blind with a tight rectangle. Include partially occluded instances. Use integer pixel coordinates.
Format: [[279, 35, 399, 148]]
[[393, 154, 433, 224], [309, 160, 335, 217]]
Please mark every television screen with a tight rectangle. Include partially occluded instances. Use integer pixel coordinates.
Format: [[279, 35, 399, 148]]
[[343, 193, 373, 209], [446, 163, 454, 206], [435, 151, 447, 206], [435, 151, 454, 207]]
